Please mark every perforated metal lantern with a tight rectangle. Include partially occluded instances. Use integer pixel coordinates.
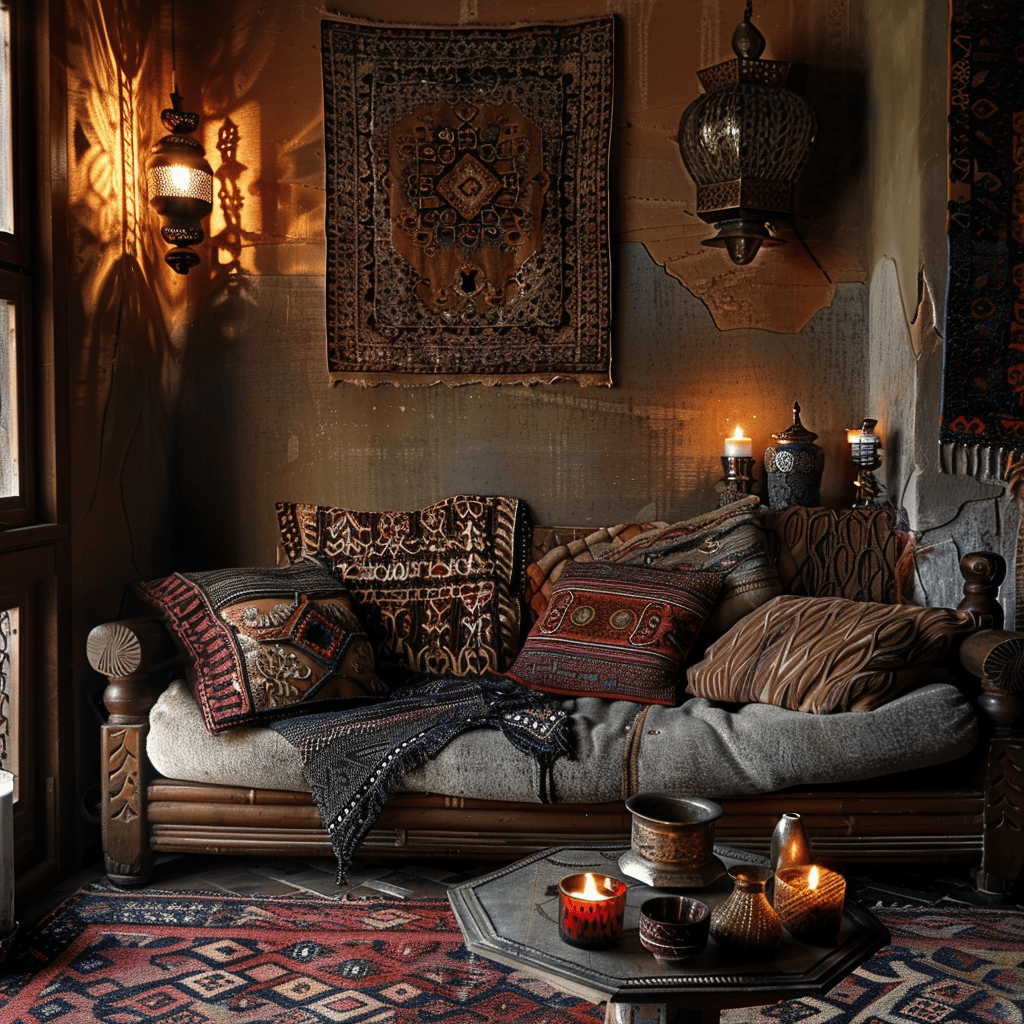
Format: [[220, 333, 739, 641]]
[[677, 3, 816, 265], [148, 91, 214, 275]]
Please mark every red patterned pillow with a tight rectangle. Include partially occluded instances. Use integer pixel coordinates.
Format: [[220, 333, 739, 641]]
[[139, 563, 388, 733], [506, 561, 723, 705]]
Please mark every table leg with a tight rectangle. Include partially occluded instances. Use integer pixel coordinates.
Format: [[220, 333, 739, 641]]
[[604, 1002, 721, 1024]]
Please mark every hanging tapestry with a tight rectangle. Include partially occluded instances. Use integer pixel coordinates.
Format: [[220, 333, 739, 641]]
[[320, 16, 614, 387], [940, 0, 1024, 475]]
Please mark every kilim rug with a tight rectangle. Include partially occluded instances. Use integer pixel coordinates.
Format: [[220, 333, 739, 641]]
[[320, 17, 614, 387], [940, 0, 1024, 475], [1, 889, 1022, 1024]]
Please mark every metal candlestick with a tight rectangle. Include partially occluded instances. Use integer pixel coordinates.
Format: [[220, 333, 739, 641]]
[[719, 455, 756, 507], [850, 418, 882, 507]]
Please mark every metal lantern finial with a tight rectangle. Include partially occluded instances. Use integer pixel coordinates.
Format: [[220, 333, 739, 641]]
[[677, 3, 816, 265]]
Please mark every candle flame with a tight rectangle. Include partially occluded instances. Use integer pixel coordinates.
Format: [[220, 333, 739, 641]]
[[732, 426, 745, 440], [581, 873, 602, 899], [809, 865, 819, 889]]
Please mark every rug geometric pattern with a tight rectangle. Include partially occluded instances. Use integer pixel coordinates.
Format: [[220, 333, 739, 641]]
[[0, 885, 605, 1022], [724, 907, 1024, 1024], [1, 888, 1022, 1024]]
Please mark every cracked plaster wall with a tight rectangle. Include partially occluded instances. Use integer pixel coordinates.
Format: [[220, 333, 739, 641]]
[[865, 0, 1018, 623]]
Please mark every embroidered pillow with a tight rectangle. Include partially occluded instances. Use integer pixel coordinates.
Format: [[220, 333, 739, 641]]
[[506, 561, 723, 705], [139, 563, 387, 733], [685, 595, 980, 714], [276, 494, 530, 678], [600, 495, 782, 635], [524, 522, 664, 623]]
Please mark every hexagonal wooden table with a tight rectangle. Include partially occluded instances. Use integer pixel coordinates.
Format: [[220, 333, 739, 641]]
[[448, 843, 890, 1024]]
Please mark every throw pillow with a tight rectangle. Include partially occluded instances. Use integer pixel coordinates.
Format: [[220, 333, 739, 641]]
[[685, 594, 980, 714], [600, 495, 782, 635], [506, 560, 723, 705], [765, 505, 910, 602], [276, 494, 530, 677], [139, 563, 388, 734], [524, 521, 663, 622]]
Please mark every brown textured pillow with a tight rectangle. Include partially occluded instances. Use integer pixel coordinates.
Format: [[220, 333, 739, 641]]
[[685, 595, 979, 713], [600, 496, 782, 635]]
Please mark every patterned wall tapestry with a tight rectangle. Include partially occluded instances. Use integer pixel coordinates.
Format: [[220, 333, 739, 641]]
[[320, 17, 614, 387], [940, 0, 1024, 476]]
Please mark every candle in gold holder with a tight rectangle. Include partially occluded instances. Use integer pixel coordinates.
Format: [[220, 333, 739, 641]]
[[773, 864, 846, 944], [558, 872, 627, 949]]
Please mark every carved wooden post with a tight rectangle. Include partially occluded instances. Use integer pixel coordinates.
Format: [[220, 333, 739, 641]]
[[957, 551, 1006, 629], [959, 626, 1024, 895], [86, 619, 172, 886]]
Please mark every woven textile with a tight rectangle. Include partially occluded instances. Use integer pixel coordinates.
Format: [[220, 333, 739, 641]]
[[525, 522, 663, 622], [940, 0, 1024, 472], [4, 891, 1023, 1023], [508, 561, 723, 705], [271, 674, 573, 879], [277, 495, 530, 679], [321, 17, 614, 386], [138, 564, 387, 733], [0, 887, 606, 1022], [601, 496, 783, 635], [686, 595, 980, 713], [726, 906, 1024, 1024]]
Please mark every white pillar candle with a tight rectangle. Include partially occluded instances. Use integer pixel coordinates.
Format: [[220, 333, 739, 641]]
[[724, 427, 752, 458], [0, 770, 14, 935]]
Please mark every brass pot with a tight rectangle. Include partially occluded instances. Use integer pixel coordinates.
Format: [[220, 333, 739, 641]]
[[625, 793, 723, 869]]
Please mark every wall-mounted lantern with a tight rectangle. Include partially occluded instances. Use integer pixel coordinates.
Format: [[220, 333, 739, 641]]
[[676, 2, 816, 265]]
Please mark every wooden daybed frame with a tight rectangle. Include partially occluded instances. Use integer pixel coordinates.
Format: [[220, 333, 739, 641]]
[[87, 534, 1024, 896]]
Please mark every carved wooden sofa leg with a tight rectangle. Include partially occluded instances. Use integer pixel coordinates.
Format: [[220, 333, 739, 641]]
[[957, 553, 1024, 896], [87, 619, 176, 887], [960, 629, 1024, 896]]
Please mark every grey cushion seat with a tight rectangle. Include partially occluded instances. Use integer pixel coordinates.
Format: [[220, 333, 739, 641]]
[[148, 679, 977, 803]]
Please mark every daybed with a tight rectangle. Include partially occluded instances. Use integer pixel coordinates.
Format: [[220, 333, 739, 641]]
[[87, 496, 1024, 894]]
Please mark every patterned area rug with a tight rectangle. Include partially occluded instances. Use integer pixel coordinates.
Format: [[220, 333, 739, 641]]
[[1, 889, 1021, 1023]]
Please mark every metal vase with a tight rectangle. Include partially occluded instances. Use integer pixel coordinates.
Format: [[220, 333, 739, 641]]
[[770, 812, 813, 874]]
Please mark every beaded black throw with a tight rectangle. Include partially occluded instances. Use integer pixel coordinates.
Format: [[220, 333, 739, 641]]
[[320, 16, 614, 386], [270, 674, 574, 880], [940, 0, 1024, 474]]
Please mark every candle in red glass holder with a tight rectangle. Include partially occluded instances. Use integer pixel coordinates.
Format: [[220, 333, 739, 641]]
[[774, 864, 846, 944], [558, 872, 627, 949]]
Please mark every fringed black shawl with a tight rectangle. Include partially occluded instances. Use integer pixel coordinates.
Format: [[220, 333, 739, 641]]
[[270, 674, 574, 880]]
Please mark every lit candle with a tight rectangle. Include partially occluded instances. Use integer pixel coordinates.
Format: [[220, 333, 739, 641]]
[[724, 426, 752, 458], [773, 864, 846, 945], [558, 872, 627, 948], [0, 770, 14, 938]]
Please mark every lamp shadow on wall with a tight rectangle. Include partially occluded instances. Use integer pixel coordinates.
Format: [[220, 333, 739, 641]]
[[792, 63, 867, 265]]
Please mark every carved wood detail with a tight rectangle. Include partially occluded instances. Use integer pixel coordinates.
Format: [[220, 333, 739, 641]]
[[977, 737, 1024, 894], [958, 551, 1006, 629]]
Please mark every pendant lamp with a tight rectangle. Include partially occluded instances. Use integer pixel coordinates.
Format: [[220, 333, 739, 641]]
[[677, 2, 816, 265]]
